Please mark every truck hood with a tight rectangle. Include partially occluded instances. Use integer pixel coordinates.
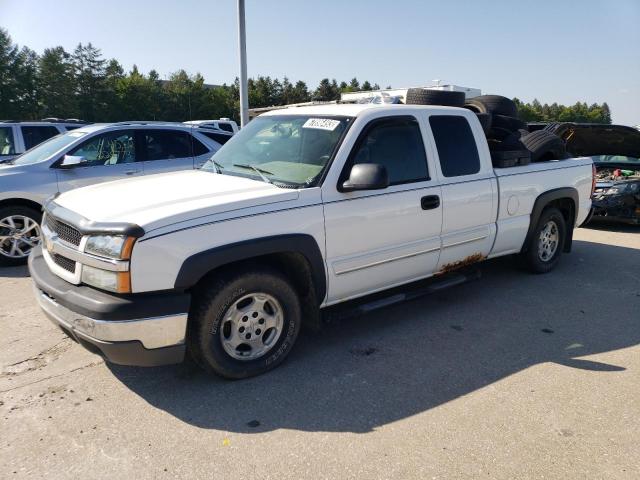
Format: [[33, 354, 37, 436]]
[[53, 170, 298, 232]]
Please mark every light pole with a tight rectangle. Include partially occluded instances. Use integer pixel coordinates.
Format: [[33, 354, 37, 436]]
[[237, 0, 249, 127]]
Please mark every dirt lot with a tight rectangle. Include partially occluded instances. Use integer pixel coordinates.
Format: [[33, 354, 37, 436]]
[[1, 223, 639, 479]]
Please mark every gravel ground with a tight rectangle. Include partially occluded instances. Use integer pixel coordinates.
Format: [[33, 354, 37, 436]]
[[1, 222, 639, 479]]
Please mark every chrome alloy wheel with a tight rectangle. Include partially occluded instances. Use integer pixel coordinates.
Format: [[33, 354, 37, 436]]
[[0, 215, 41, 259], [537, 219, 559, 262], [220, 292, 284, 361]]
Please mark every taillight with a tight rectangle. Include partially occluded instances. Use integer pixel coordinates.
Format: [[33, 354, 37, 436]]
[[591, 164, 596, 197]]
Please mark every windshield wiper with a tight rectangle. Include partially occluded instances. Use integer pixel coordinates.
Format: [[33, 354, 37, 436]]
[[210, 160, 224, 174], [232, 163, 274, 184], [0, 158, 15, 165]]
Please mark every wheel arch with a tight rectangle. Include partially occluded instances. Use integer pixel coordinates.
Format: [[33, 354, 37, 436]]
[[174, 234, 327, 305], [0, 198, 43, 214], [522, 188, 578, 254]]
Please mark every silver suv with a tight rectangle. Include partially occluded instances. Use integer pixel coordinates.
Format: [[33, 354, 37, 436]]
[[0, 122, 229, 266], [0, 120, 87, 161]]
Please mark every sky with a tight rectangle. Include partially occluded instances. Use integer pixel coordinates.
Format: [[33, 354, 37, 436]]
[[2, 0, 639, 125]]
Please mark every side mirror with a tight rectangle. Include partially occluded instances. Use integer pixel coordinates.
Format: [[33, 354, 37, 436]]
[[341, 163, 389, 192], [59, 154, 85, 168]]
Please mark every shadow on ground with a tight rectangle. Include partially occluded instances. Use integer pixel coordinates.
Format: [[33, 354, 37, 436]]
[[584, 219, 639, 233], [108, 240, 640, 433], [0, 265, 29, 278]]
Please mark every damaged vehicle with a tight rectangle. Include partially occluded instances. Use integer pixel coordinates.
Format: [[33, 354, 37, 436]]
[[544, 123, 640, 224]]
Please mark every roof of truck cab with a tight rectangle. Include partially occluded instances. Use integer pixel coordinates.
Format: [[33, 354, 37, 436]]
[[260, 103, 468, 118]]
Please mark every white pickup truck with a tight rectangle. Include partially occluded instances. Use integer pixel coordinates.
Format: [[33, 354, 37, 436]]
[[29, 104, 594, 378]]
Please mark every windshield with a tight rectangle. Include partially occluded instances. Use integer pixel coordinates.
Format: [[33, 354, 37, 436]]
[[202, 115, 351, 187], [11, 131, 88, 166]]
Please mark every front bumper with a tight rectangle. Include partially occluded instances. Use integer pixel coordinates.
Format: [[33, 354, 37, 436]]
[[29, 247, 190, 367]]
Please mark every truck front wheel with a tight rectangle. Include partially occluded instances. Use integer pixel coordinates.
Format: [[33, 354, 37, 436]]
[[523, 207, 566, 274], [188, 268, 302, 379]]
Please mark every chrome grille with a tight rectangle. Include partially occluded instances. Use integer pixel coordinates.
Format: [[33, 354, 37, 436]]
[[52, 253, 76, 273], [45, 215, 82, 247]]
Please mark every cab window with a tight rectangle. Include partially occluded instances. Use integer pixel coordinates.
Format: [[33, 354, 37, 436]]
[[430, 115, 480, 177], [346, 116, 429, 185]]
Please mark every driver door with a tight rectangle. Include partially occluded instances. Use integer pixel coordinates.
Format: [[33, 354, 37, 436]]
[[55, 129, 142, 192], [322, 116, 443, 303]]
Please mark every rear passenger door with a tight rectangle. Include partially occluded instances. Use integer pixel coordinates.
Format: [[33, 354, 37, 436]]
[[323, 115, 443, 303], [138, 129, 195, 175], [427, 114, 496, 271]]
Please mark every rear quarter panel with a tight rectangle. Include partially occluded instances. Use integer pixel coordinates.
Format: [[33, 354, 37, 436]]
[[490, 157, 593, 257]]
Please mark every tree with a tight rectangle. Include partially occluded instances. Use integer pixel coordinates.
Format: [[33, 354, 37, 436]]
[[314, 78, 334, 101], [514, 97, 612, 124], [349, 77, 360, 91], [72, 43, 107, 121], [361, 80, 372, 91], [0, 29, 40, 119], [0, 28, 21, 118], [14, 46, 40, 119], [38, 47, 77, 118], [291, 80, 310, 103]]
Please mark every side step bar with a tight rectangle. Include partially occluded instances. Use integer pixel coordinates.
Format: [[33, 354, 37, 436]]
[[323, 269, 481, 322]]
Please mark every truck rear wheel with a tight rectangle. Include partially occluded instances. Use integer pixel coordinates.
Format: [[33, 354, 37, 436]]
[[523, 207, 566, 274], [188, 268, 302, 379]]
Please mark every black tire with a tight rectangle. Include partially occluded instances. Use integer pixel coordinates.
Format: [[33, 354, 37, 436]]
[[486, 127, 513, 141], [405, 88, 465, 107], [520, 130, 566, 162], [501, 131, 526, 149], [0, 205, 42, 267], [474, 112, 492, 133], [491, 114, 527, 132], [463, 95, 518, 118], [188, 267, 302, 379], [522, 207, 566, 274]]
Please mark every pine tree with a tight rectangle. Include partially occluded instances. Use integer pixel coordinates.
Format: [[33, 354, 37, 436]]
[[38, 46, 77, 118], [0, 28, 20, 118], [72, 43, 107, 121]]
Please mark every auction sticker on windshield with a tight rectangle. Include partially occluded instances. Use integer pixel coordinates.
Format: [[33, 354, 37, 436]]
[[302, 118, 341, 131]]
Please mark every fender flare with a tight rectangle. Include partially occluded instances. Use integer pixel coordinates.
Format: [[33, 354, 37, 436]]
[[173, 233, 327, 302], [522, 187, 579, 253]]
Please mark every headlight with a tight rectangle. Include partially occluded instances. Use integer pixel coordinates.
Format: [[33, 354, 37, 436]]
[[85, 235, 135, 259], [81, 264, 131, 293]]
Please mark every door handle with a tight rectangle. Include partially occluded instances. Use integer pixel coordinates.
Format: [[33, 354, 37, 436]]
[[125, 169, 139, 175], [421, 195, 440, 210]]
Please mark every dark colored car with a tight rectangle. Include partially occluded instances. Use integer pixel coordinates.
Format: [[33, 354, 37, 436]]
[[535, 123, 640, 224]]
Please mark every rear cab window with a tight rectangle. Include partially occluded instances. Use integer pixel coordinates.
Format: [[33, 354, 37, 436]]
[[429, 115, 481, 177]]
